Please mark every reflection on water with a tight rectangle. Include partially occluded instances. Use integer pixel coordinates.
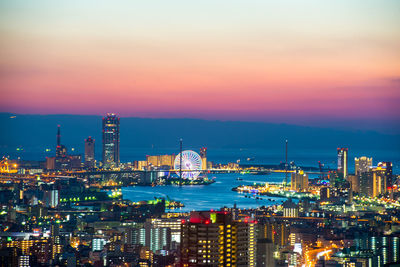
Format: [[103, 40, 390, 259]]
[[122, 173, 292, 212]]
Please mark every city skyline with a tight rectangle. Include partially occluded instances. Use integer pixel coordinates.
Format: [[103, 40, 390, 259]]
[[1, 1, 400, 134], [1, 2, 400, 266]]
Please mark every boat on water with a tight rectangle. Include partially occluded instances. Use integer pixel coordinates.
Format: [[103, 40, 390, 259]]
[[236, 177, 243, 181]]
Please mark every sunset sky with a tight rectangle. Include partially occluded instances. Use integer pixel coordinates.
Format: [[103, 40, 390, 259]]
[[1, 1, 399, 132]]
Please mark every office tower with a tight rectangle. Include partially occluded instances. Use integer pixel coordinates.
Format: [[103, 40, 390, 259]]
[[337, 148, 348, 178], [291, 170, 309, 192], [355, 156, 372, 176], [200, 147, 207, 170], [102, 113, 120, 168], [181, 211, 256, 267], [84, 136, 95, 168]]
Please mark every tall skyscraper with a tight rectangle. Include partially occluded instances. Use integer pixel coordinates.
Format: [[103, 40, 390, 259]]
[[337, 148, 348, 178], [84, 137, 95, 169], [180, 211, 256, 267], [355, 156, 372, 176], [55, 125, 67, 158], [102, 113, 120, 168]]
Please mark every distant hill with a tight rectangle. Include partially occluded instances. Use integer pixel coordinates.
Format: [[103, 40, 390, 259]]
[[0, 113, 399, 160]]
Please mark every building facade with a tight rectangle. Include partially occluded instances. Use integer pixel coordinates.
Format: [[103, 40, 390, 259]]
[[84, 136, 95, 169], [337, 148, 348, 178], [180, 211, 256, 267], [355, 156, 372, 176], [291, 170, 309, 192], [102, 113, 120, 168]]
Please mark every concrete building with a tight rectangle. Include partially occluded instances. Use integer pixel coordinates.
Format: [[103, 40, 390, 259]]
[[180, 211, 256, 267], [291, 170, 309, 192]]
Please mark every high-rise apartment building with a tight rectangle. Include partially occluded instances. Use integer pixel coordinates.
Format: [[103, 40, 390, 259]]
[[84, 136, 95, 168], [359, 166, 388, 198], [355, 156, 372, 176], [291, 170, 309, 192], [379, 162, 393, 188], [180, 211, 256, 267], [102, 113, 120, 168], [337, 148, 348, 178]]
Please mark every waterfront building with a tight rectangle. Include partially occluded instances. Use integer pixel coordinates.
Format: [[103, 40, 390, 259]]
[[146, 155, 175, 168], [355, 156, 372, 176], [84, 136, 95, 168], [200, 147, 207, 170], [102, 113, 120, 168], [337, 148, 348, 178], [180, 211, 256, 267], [291, 170, 308, 192]]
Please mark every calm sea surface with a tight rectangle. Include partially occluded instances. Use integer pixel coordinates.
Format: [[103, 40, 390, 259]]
[[120, 147, 399, 211]]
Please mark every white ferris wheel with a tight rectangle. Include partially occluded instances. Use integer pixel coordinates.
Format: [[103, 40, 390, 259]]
[[174, 150, 203, 179]]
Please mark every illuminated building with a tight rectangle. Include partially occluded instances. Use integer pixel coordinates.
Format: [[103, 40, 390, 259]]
[[200, 147, 207, 170], [124, 224, 171, 253], [180, 211, 256, 267], [337, 148, 348, 178], [290, 170, 308, 192], [92, 238, 106, 251], [146, 155, 175, 168], [43, 189, 59, 208], [379, 162, 393, 188], [102, 113, 120, 168], [258, 220, 290, 247], [320, 187, 330, 201], [84, 136, 95, 168], [355, 156, 372, 176], [149, 217, 182, 243], [360, 166, 388, 197], [283, 199, 299, 217]]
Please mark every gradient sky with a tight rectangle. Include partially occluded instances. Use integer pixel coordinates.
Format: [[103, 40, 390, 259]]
[[1, 1, 399, 132]]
